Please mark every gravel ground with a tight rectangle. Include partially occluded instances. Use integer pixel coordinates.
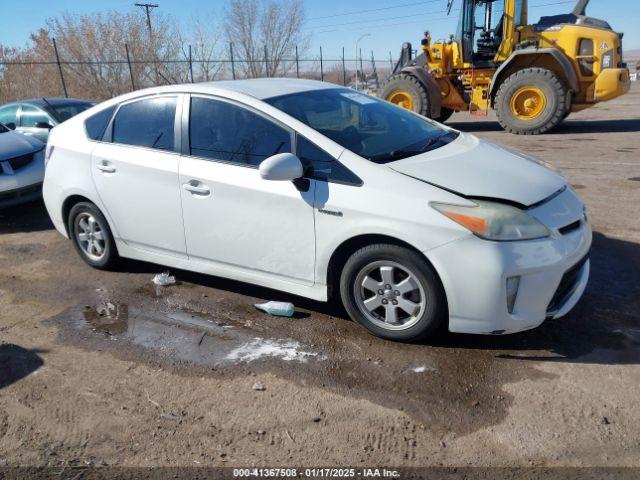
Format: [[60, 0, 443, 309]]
[[1, 84, 639, 470]]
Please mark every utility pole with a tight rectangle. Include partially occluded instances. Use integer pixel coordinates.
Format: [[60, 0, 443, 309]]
[[135, 3, 160, 85]]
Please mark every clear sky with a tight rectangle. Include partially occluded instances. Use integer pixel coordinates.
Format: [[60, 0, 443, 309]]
[[2, 0, 639, 62]]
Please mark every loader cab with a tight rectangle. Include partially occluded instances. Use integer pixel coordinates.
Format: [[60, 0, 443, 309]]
[[456, 0, 526, 66]]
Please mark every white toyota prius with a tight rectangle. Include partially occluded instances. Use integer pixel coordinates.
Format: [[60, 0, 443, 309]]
[[42, 78, 591, 341]]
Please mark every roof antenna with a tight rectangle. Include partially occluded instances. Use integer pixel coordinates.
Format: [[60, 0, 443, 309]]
[[41, 97, 55, 110]]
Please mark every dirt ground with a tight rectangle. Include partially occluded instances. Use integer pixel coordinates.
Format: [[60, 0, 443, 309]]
[[1, 84, 639, 472]]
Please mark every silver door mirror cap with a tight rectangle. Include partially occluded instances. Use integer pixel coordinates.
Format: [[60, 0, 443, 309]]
[[259, 153, 304, 181]]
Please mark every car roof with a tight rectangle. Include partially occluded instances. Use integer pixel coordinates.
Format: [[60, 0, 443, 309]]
[[200, 78, 339, 100], [17, 98, 92, 107], [143, 78, 341, 101]]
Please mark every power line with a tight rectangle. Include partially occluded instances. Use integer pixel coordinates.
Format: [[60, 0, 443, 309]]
[[308, 8, 458, 30], [308, 0, 442, 21], [311, 0, 575, 35]]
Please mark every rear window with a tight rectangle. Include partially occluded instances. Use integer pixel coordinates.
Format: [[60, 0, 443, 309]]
[[47, 102, 93, 122], [85, 105, 116, 141]]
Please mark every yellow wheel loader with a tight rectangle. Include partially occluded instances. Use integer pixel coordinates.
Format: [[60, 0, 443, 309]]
[[380, 0, 631, 134]]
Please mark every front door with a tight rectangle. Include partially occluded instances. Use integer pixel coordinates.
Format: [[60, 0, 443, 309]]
[[179, 95, 316, 284], [91, 95, 186, 257], [18, 105, 53, 143]]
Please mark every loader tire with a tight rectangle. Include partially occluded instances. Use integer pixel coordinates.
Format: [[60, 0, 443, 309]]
[[437, 107, 455, 123], [495, 68, 568, 135], [380, 73, 432, 118]]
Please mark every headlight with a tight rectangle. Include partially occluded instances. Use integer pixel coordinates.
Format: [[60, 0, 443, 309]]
[[431, 200, 550, 241]]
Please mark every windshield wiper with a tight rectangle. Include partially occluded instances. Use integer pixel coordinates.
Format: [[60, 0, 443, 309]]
[[369, 131, 459, 163], [421, 131, 458, 151]]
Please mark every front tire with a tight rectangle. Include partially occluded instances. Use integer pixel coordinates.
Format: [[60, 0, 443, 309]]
[[380, 73, 432, 117], [68, 202, 118, 269], [495, 68, 568, 135], [339, 244, 446, 341]]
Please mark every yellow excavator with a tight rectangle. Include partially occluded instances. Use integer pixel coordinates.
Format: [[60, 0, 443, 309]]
[[380, 0, 630, 134]]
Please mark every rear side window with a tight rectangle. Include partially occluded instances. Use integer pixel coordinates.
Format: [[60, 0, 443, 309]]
[[297, 136, 362, 186], [189, 97, 291, 166], [112, 97, 177, 151], [85, 105, 116, 141], [20, 105, 51, 127]]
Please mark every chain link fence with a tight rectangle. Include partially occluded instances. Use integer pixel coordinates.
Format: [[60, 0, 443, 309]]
[[0, 39, 397, 103]]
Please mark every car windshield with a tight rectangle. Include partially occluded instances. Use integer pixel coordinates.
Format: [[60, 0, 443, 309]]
[[44, 101, 93, 123], [265, 88, 458, 163]]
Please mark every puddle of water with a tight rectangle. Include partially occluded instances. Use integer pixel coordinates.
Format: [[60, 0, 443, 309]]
[[59, 302, 324, 368]]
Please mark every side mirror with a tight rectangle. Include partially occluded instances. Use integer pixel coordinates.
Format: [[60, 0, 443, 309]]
[[5, 122, 16, 130], [35, 122, 54, 130], [259, 153, 303, 181]]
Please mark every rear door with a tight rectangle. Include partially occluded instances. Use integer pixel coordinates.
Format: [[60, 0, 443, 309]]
[[91, 94, 187, 257], [178, 94, 316, 284]]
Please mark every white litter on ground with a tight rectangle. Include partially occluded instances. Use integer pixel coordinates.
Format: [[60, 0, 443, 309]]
[[225, 338, 319, 363], [412, 364, 437, 373], [152, 271, 176, 286]]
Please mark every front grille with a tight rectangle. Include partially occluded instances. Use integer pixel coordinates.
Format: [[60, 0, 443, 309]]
[[0, 151, 36, 174], [558, 219, 582, 235], [547, 253, 589, 313], [9, 152, 35, 170]]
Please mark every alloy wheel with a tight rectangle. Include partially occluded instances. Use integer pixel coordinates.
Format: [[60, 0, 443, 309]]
[[74, 212, 107, 261], [353, 260, 426, 330]]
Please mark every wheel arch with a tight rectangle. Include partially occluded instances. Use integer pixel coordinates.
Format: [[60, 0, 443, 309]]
[[489, 49, 579, 105], [325, 233, 448, 311], [60, 194, 111, 237], [397, 67, 443, 118]]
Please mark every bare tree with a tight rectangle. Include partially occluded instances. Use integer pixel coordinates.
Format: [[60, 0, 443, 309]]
[[225, 0, 308, 78], [183, 15, 225, 82]]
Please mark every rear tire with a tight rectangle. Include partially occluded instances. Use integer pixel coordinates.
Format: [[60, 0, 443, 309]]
[[339, 244, 446, 341], [68, 202, 118, 270], [495, 68, 568, 135], [380, 73, 432, 117]]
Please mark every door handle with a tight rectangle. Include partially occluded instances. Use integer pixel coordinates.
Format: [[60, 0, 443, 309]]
[[96, 162, 116, 173], [183, 182, 211, 196]]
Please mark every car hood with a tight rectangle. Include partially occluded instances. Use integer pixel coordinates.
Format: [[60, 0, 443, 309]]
[[0, 130, 44, 159], [388, 133, 566, 207]]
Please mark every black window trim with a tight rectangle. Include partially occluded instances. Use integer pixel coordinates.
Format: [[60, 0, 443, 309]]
[[83, 104, 118, 142], [101, 93, 183, 155], [294, 133, 363, 187], [182, 93, 295, 170]]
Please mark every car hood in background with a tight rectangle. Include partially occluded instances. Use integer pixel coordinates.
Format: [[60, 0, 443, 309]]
[[388, 133, 567, 207], [0, 130, 44, 159]]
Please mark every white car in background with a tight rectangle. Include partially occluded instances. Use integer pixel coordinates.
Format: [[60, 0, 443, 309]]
[[0, 122, 45, 208], [42, 79, 591, 341]]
